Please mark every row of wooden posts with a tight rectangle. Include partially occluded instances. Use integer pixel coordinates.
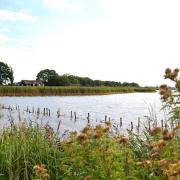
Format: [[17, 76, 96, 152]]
[[0, 104, 171, 131]]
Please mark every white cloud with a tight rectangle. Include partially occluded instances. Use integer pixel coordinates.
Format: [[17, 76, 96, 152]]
[[0, 34, 9, 43], [0, 9, 37, 22], [0, 27, 11, 33], [0, 32, 32, 49], [43, 0, 81, 11]]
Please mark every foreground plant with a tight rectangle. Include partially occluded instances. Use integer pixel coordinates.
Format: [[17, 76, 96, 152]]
[[159, 68, 180, 124]]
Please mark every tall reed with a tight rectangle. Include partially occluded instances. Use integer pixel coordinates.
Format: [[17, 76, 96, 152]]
[[0, 86, 156, 96]]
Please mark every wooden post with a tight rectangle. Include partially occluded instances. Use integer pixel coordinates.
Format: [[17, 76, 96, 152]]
[[105, 115, 107, 122], [57, 110, 60, 118], [120, 117, 122, 127], [87, 113, 90, 123], [74, 112, 77, 120], [57, 120, 61, 133], [165, 123, 168, 129], [70, 111, 73, 119], [138, 117, 140, 129], [161, 120, 164, 129], [148, 120, 151, 131], [43, 108, 46, 116], [131, 122, 133, 131], [49, 109, 50, 116], [37, 108, 40, 114]]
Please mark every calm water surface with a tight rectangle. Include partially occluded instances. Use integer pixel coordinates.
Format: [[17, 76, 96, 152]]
[[0, 92, 167, 134]]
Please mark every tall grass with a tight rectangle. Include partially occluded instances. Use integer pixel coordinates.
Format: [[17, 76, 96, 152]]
[[0, 118, 179, 179], [0, 86, 156, 96]]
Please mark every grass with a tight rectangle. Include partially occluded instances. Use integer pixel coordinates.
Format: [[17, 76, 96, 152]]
[[0, 86, 156, 96], [0, 116, 179, 179]]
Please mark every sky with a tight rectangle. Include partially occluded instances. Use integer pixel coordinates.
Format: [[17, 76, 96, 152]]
[[0, 0, 180, 86]]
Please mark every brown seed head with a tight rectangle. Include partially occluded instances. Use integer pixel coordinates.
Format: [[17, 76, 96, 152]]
[[102, 127, 110, 133], [93, 131, 101, 139], [84, 176, 91, 180], [145, 160, 152, 167], [157, 139, 165, 148], [118, 136, 128, 144], [149, 127, 162, 136], [77, 133, 88, 142], [158, 159, 169, 168], [136, 162, 144, 167], [151, 152, 160, 159]]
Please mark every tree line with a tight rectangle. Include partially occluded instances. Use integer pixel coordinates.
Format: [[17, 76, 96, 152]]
[[36, 69, 139, 87], [0, 61, 139, 87]]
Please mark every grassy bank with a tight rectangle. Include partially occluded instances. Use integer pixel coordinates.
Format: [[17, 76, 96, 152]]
[[0, 119, 179, 179], [0, 86, 156, 96]]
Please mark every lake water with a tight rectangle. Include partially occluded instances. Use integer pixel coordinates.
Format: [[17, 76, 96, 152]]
[[0, 92, 167, 135]]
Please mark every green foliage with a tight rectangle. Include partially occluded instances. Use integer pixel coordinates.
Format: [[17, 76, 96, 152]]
[[0, 119, 179, 179], [36, 69, 59, 85], [0, 61, 14, 85], [36, 69, 140, 87]]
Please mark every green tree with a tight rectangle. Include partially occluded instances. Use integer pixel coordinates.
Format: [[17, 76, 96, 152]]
[[36, 69, 59, 85], [0, 61, 14, 85]]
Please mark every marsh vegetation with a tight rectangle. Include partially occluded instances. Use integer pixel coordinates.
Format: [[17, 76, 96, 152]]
[[0, 68, 179, 179]]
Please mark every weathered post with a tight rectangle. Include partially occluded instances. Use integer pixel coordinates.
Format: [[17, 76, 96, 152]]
[[120, 117, 122, 127], [74, 112, 77, 120], [131, 122, 133, 131], [138, 117, 140, 129], [148, 120, 151, 131], [37, 108, 40, 114], [161, 120, 164, 129], [87, 113, 90, 123], [70, 111, 73, 119], [105, 115, 107, 122]]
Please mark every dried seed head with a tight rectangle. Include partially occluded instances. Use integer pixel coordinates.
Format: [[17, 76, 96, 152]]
[[162, 128, 169, 136], [145, 160, 152, 167], [81, 126, 90, 134], [157, 139, 165, 148], [102, 127, 110, 133], [93, 131, 101, 139], [175, 80, 180, 91], [158, 159, 169, 168], [151, 152, 160, 159], [77, 133, 88, 142], [152, 146, 161, 153], [84, 176, 91, 180], [136, 162, 144, 167], [118, 136, 128, 144], [149, 127, 162, 136]]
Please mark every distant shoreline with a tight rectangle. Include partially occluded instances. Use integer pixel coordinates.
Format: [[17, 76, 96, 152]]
[[0, 86, 156, 97]]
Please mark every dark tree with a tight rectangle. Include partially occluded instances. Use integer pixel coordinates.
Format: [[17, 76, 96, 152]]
[[0, 61, 14, 85], [36, 69, 59, 85]]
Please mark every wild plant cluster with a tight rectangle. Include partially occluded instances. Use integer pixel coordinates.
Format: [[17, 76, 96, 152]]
[[0, 86, 155, 96], [0, 69, 179, 180], [159, 68, 180, 124]]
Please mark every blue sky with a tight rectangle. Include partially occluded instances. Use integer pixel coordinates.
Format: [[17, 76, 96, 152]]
[[0, 0, 180, 86], [0, 0, 104, 47]]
